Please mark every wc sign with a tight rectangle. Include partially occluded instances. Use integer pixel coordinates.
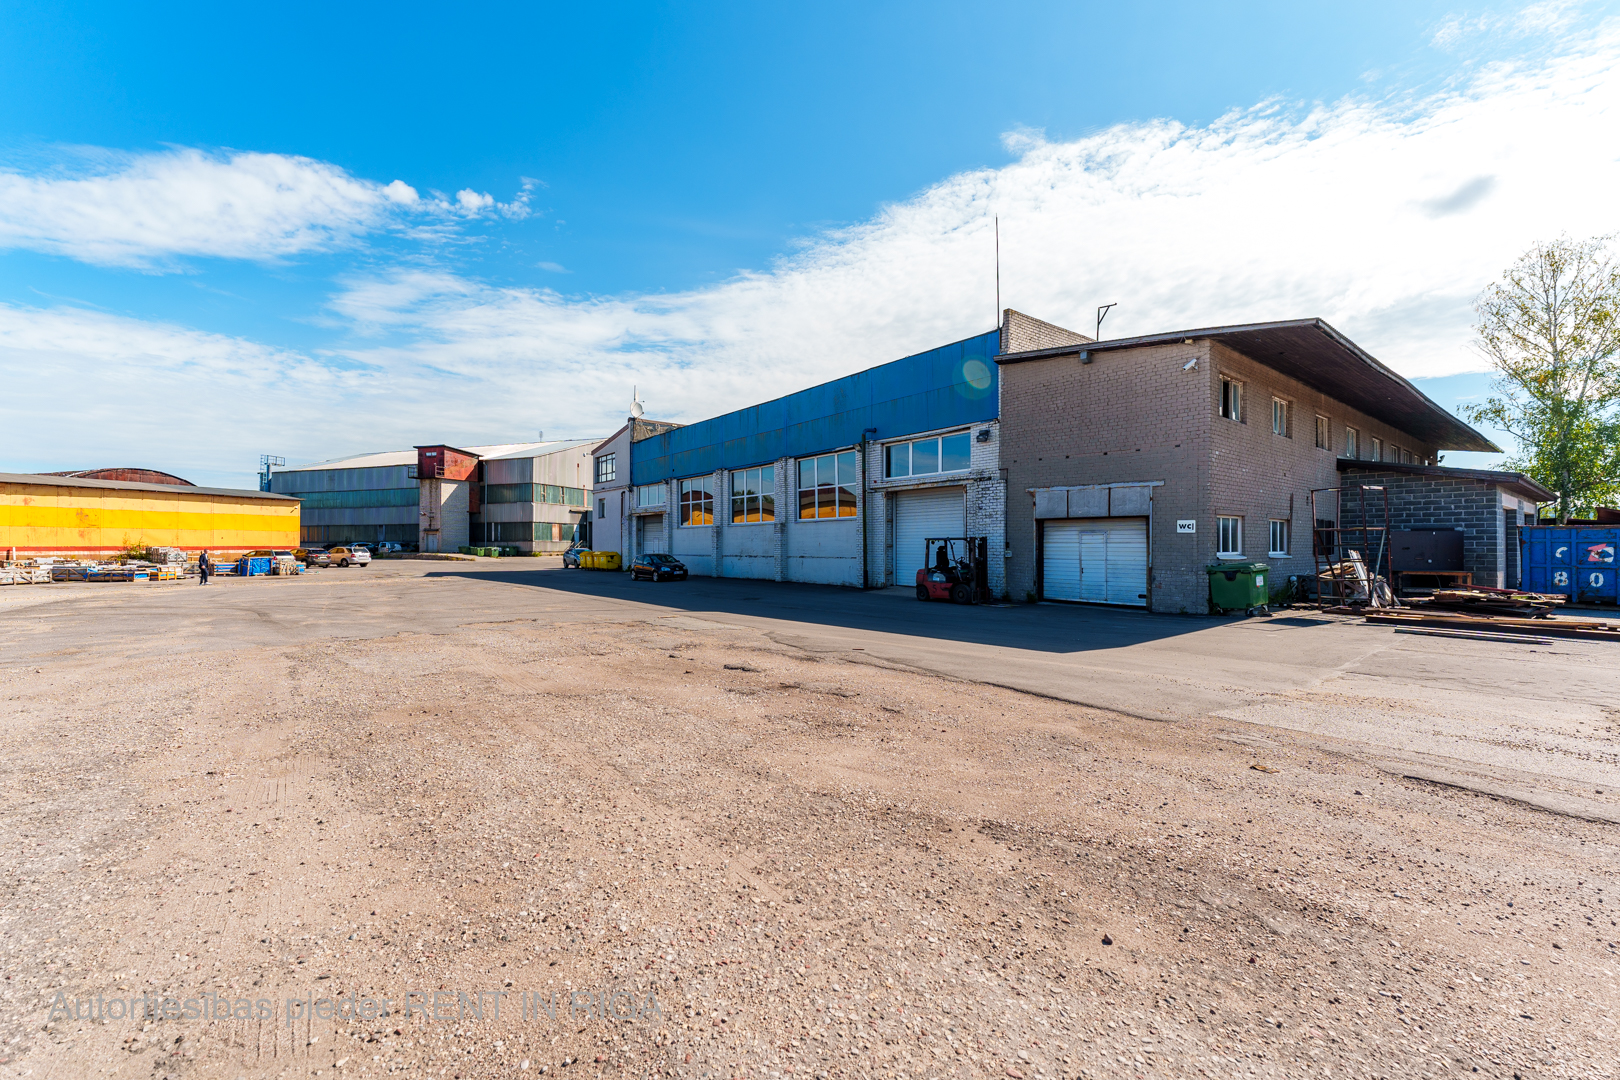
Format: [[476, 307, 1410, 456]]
[[1176, 520, 1196, 534]]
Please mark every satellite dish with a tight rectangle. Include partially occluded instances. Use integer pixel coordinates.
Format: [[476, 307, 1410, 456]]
[[630, 384, 644, 419]]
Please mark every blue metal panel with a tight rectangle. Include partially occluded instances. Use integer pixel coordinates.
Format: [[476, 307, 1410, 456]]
[[1522, 526, 1619, 603], [631, 330, 998, 485]]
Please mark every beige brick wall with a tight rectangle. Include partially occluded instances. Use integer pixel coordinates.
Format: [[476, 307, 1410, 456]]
[[1001, 338, 1440, 612]]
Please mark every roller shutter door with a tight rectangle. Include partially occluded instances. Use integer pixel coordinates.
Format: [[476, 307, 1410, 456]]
[[1042, 517, 1148, 606], [893, 487, 965, 586], [637, 514, 667, 554]]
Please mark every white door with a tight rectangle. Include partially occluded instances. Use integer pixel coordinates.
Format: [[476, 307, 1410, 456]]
[[1042, 517, 1148, 606], [1042, 522, 1082, 600], [893, 487, 966, 585], [638, 515, 666, 554], [1103, 519, 1148, 604]]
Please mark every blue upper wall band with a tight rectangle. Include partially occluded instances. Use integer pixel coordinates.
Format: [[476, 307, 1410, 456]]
[[631, 330, 1000, 486]]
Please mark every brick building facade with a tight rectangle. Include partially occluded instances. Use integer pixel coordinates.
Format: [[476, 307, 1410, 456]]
[[997, 317, 1501, 612]]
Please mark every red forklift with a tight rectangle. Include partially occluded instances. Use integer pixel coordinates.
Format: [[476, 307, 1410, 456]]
[[915, 537, 991, 604]]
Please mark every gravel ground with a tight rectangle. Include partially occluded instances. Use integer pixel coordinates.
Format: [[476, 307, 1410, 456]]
[[1, 582, 1616, 1080]]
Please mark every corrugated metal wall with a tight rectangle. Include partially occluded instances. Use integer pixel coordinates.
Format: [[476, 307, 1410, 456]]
[[271, 464, 419, 546], [0, 479, 299, 554], [631, 331, 999, 485]]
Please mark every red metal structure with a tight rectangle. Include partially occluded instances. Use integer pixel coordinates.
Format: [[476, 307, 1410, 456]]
[[41, 468, 194, 486], [414, 445, 480, 481]]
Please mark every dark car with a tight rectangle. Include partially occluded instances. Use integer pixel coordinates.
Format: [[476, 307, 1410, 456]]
[[292, 547, 330, 568], [629, 553, 687, 581], [562, 544, 588, 569]]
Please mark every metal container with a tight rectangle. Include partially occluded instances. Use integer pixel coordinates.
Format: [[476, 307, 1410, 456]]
[[1522, 526, 1618, 604]]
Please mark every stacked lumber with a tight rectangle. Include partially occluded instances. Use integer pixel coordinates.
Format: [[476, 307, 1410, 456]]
[[1363, 608, 1620, 642], [1409, 587, 1564, 618]]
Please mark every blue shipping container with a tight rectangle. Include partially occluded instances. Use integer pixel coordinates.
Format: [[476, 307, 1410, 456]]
[[1522, 526, 1618, 604]]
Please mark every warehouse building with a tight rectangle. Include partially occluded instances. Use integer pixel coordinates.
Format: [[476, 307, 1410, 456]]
[[996, 316, 1510, 611], [270, 440, 595, 553], [616, 327, 1008, 591], [0, 471, 298, 557], [590, 415, 683, 568]]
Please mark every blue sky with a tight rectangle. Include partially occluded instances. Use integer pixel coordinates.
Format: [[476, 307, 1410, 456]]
[[2, 1, 1618, 486]]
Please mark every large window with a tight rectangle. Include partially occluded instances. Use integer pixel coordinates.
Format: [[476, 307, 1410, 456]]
[[1345, 427, 1359, 459], [1272, 398, 1289, 437], [885, 432, 970, 479], [595, 454, 616, 484], [678, 477, 714, 525], [798, 451, 858, 519], [1269, 519, 1290, 557], [486, 483, 585, 506], [729, 466, 776, 524], [1315, 415, 1329, 450], [1220, 376, 1244, 422], [636, 483, 666, 508], [1217, 516, 1243, 557]]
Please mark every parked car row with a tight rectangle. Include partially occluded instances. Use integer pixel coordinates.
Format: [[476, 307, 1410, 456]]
[[562, 544, 689, 582], [242, 544, 375, 568]]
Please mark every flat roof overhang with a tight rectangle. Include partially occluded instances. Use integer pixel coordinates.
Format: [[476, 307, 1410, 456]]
[[997, 318, 1499, 453]]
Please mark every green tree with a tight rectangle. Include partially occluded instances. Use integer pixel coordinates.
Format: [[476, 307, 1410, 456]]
[[1463, 236, 1620, 522]]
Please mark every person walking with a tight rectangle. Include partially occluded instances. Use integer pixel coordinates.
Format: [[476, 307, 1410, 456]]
[[198, 549, 211, 586]]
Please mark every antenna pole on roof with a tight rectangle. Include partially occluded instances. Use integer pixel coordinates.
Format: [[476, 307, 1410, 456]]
[[1096, 302, 1117, 341], [994, 215, 1001, 330]]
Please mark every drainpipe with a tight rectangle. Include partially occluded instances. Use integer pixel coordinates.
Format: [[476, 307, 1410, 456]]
[[860, 428, 878, 588]]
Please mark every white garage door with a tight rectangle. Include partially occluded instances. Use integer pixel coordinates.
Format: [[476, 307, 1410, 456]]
[[637, 514, 667, 554], [1043, 517, 1148, 606], [893, 487, 965, 586]]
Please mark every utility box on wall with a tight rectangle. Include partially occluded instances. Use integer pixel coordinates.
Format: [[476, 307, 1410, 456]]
[[1391, 528, 1464, 573]]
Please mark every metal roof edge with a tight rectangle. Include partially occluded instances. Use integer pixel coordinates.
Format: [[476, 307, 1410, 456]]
[[0, 472, 298, 501], [996, 317, 1499, 453], [1337, 459, 1555, 502]]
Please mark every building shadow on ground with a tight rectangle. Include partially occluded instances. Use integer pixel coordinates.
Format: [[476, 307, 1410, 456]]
[[422, 566, 1232, 655]]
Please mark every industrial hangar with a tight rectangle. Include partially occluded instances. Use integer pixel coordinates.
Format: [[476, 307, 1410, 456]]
[[0, 471, 299, 558]]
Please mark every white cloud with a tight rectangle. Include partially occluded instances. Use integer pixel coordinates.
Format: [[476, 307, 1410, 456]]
[[318, 16, 1620, 446], [5, 22, 1620, 479], [455, 189, 495, 214], [0, 149, 422, 268]]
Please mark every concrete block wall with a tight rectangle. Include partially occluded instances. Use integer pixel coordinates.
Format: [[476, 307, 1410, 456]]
[[1338, 470, 1505, 587]]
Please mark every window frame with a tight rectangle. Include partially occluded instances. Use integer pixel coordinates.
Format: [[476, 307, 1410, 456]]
[[677, 477, 714, 526], [1345, 426, 1359, 459], [797, 450, 859, 521], [1271, 397, 1289, 437], [1371, 436, 1382, 462], [1400, 447, 1413, 464], [635, 482, 666, 509], [594, 453, 616, 484], [884, 431, 972, 480], [728, 465, 776, 525], [1216, 515, 1244, 558], [1315, 415, 1329, 450], [1220, 376, 1244, 423], [1268, 519, 1290, 557]]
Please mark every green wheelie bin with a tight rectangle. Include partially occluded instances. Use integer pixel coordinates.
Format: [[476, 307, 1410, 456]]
[[1207, 562, 1271, 615]]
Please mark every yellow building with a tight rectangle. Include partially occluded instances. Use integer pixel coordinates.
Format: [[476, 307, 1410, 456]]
[[0, 472, 300, 558]]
